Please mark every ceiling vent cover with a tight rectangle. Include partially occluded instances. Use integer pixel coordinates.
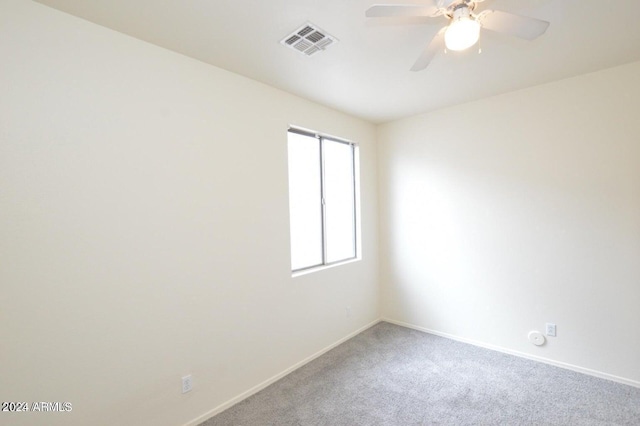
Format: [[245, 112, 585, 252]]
[[280, 22, 338, 56]]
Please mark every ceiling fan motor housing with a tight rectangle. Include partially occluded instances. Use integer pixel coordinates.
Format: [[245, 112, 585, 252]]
[[444, 0, 477, 18]]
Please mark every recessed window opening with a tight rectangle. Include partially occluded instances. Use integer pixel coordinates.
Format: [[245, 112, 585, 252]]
[[287, 127, 360, 273]]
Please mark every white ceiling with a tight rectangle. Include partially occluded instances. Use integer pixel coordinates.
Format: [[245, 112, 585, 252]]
[[34, 0, 640, 123]]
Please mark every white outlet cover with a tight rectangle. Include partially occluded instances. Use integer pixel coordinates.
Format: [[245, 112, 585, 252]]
[[528, 330, 546, 346], [182, 375, 193, 393], [546, 323, 557, 337]]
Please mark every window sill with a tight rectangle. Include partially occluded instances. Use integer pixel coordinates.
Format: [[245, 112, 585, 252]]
[[291, 257, 360, 277]]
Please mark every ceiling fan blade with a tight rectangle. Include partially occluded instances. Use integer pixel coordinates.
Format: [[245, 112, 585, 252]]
[[365, 3, 440, 18], [410, 28, 445, 71], [478, 10, 550, 40]]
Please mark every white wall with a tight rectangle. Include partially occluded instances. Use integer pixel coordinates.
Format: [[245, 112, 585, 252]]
[[0, 1, 379, 425], [378, 61, 640, 385]]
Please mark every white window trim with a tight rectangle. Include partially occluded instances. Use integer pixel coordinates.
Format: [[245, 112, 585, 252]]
[[288, 126, 361, 275]]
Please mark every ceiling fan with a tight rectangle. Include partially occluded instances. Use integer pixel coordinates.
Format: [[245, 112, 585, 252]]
[[365, 0, 550, 71]]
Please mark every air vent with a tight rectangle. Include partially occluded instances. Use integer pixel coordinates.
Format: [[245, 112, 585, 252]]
[[280, 22, 338, 56], [306, 31, 325, 43]]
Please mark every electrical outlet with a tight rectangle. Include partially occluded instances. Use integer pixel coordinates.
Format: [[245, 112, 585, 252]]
[[546, 323, 557, 337], [346, 306, 352, 318], [182, 375, 193, 394]]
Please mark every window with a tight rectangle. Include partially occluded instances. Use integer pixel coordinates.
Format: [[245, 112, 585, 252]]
[[287, 127, 359, 272]]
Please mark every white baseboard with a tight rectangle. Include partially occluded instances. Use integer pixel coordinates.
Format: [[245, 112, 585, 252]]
[[382, 317, 640, 389], [184, 318, 382, 426]]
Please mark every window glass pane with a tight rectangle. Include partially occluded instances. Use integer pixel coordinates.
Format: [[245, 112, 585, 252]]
[[287, 132, 323, 270], [323, 140, 356, 263]]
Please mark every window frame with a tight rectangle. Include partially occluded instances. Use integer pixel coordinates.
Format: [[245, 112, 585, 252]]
[[287, 126, 360, 274]]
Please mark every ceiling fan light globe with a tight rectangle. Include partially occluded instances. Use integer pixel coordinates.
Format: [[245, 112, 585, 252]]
[[444, 17, 481, 51]]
